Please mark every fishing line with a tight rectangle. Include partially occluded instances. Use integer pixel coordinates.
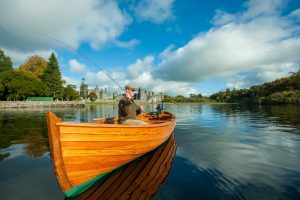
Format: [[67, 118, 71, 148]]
[[0, 15, 125, 92], [0, 15, 151, 109]]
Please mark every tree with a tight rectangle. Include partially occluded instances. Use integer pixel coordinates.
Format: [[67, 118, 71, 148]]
[[0, 49, 13, 73], [80, 78, 88, 99], [88, 91, 98, 102], [41, 53, 64, 99], [18, 55, 47, 78], [0, 70, 46, 100], [63, 85, 80, 101]]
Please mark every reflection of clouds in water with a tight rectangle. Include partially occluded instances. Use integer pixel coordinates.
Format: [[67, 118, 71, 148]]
[[0, 144, 26, 159], [0, 144, 49, 159], [177, 133, 300, 195], [174, 104, 300, 196]]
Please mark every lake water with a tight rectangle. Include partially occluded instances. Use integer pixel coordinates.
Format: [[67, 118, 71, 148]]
[[0, 104, 300, 200]]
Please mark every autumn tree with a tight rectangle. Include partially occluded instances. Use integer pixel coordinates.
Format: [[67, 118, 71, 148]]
[[41, 53, 64, 100], [18, 55, 47, 78], [0, 49, 13, 73]]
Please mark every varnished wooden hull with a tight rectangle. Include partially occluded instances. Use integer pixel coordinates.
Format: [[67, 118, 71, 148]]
[[46, 111, 176, 197], [71, 134, 177, 200]]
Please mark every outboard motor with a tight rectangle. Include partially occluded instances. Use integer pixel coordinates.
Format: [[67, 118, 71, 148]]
[[156, 103, 164, 114]]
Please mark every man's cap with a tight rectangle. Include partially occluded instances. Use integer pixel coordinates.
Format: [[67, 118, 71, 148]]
[[125, 83, 137, 90]]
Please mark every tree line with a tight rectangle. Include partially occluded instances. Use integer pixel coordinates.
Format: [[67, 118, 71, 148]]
[[1, 48, 299, 104], [163, 71, 300, 105], [210, 71, 300, 105], [0, 49, 79, 101], [163, 94, 212, 103]]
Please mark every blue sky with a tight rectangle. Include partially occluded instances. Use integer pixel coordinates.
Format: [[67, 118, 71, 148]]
[[0, 0, 299, 96]]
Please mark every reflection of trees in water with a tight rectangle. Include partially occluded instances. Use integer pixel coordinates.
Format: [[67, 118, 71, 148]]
[[212, 104, 300, 128], [17, 134, 49, 157], [0, 153, 10, 161], [0, 109, 49, 157]]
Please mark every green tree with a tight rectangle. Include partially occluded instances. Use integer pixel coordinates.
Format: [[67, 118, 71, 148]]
[[0, 49, 13, 73], [63, 85, 80, 101], [41, 53, 64, 100], [0, 70, 46, 100], [80, 78, 88, 99]]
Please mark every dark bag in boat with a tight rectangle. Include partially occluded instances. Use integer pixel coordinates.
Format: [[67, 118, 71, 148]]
[[105, 117, 116, 124]]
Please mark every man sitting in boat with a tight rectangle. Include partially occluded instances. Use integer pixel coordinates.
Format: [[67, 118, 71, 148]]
[[118, 83, 148, 125]]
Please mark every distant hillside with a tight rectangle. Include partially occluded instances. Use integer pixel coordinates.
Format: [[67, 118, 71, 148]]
[[210, 70, 300, 105]]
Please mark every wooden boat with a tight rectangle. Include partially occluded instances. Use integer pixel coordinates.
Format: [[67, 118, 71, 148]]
[[71, 133, 177, 200], [46, 111, 176, 197]]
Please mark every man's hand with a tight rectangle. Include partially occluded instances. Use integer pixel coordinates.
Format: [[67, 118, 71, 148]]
[[139, 106, 144, 112]]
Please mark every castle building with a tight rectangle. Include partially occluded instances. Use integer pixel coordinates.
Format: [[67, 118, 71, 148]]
[[81, 78, 163, 102]]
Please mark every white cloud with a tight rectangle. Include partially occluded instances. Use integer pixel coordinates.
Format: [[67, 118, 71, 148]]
[[242, 0, 286, 19], [0, 0, 131, 52], [111, 71, 127, 80], [213, 0, 286, 26], [85, 71, 110, 85], [63, 76, 81, 90], [113, 39, 140, 49], [224, 62, 299, 91], [289, 8, 300, 20], [1, 48, 53, 67], [159, 44, 176, 60], [153, 0, 300, 87], [256, 63, 299, 82], [124, 56, 197, 96], [80, 54, 197, 96], [133, 0, 175, 23], [127, 56, 154, 79], [69, 59, 87, 73]]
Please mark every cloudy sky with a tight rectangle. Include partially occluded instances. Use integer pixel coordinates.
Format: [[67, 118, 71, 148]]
[[0, 0, 299, 96]]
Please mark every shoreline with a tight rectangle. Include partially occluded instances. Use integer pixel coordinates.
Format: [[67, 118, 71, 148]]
[[0, 101, 85, 109], [0, 100, 226, 109]]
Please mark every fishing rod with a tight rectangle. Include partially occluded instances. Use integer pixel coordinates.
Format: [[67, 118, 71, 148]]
[[0, 16, 125, 92], [0, 16, 150, 110]]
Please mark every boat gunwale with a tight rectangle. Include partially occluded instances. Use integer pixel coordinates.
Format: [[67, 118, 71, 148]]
[[56, 120, 175, 128]]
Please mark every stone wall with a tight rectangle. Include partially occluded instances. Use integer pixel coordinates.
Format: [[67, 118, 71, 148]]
[[0, 101, 85, 108]]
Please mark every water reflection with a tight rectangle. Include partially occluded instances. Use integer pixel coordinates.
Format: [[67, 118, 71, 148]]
[[68, 134, 177, 200], [0, 104, 300, 200], [0, 109, 49, 158], [171, 104, 300, 199]]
